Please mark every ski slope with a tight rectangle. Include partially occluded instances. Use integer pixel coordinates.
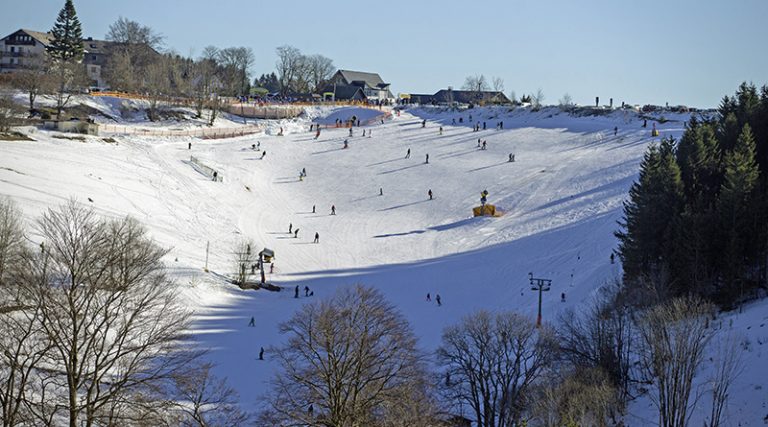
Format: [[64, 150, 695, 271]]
[[0, 101, 765, 425]]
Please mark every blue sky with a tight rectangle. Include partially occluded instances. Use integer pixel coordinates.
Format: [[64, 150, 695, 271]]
[[3, 0, 767, 108]]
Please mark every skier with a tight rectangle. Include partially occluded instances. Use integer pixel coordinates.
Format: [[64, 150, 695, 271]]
[[304, 286, 310, 297], [259, 347, 264, 360], [349, 128, 353, 137], [294, 228, 299, 238], [379, 187, 383, 196], [343, 139, 349, 149], [428, 189, 433, 200], [270, 263, 274, 274], [257, 141, 261, 150], [614, 126, 618, 136], [561, 292, 566, 302], [405, 148, 411, 159], [426, 293, 431, 302], [425, 153, 429, 164], [509, 153, 514, 162], [289, 223, 292, 234], [248, 316, 255, 327], [477, 138, 481, 148], [422, 119, 426, 128], [302, 167, 306, 176], [312, 205, 316, 214], [251, 143, 256, 150], [363, 129, 366, 137], [261, 151, 267, 159], [452, 118, 456, 125], [500, 121, 504, 129], [642, 119, 647, 128], [314, 232, 319, 243], [212, 171, 218, 181], [315, 129, 321, 139], [436, 294, 442, 306], [439, 126, 443, 135], [295, 285, 299, 298], [188, 142, 191, 150], [331, 205, 336, 215], [610, 253, 615, 264], [483, 121, 486, 130], [482, 141, 487, 150]]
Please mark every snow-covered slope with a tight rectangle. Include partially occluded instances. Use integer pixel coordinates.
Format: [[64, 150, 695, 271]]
[[0, 105, 764, 425]]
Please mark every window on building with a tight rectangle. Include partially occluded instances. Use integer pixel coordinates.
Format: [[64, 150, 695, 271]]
[[92, 55, 97, 61], [9, 46, 14, 53], [90, 66, 97, 74]]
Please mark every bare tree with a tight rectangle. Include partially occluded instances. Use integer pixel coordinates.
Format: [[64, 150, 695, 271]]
[[0, 96, 25, 133], [0, 198, 26, 289], [462, 74, 488, 93], [508, 90, 517, 105], [533, 368, 619, 427], [275, 45, 303, 96], [9, 54, 54, 114], [28, 201, 194, 427], [638, 296, 714, 427], [558, 283, 634, 402], [707, 334, 743, 427], [558, 93, 574, 110], [106, 17, 164, 51], [532, 88, 545, 109], [266, 285, 430, 426], [103, 50, 136, 93], [217, 47, 254, 96], [438, 310, 558, 427], [170, 362, 249, 426], [492, 76, 505, 93], [142, 55, 177, 121], [307, 54, 335, 93]]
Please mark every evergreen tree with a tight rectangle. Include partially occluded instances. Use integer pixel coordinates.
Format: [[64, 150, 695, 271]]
[[617, 138, 684, 289], [676, 119, 721, 206], [47, 0, 84, 119], [718, 124, 760, 300], [47, 0, 84, 63]]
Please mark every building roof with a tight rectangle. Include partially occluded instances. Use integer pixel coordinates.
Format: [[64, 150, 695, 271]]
[[322, 84, 366, 100], [9, 29, 54, 46], [336, 70, 390, 89]]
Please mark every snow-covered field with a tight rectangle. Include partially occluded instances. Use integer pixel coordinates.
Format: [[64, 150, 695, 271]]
[[0, 99, 765, 425]]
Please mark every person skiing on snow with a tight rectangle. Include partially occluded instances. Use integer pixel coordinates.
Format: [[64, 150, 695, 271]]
[[561, 292, 566, 302], [610, 253, 615, 264], [313, 232, 319, 243], [312, 205, 316, 213], [363, 129, 366, 137], [439, 126, 443, 135], [315, 128, 321, 139], [483, 121, 486, 130], [270, 263, 274, 274], [405, 148, 411, 159], [509, 153, 514, 162], [343, 139, 349, 149], [295, 285, 299, 298], [261, 151, 267, 159], [294, 228, 300, 238], [422, 119, 426, 128], [349, 128, 353, 137], [379, 187, 383, 196], [259, 347, 264, 360], [425, 153, 429, 164], [482, 140, 487, 150], [614, 126, 618, 136], [248, 316, 255, 327], [426, 293, 431, 301], [436, 294, 442, 306], [331, 205, 336, 215], [452, 118, 456, 125], [304, 286, 310, 297], [428, 189, 433, 200], [289, 223, 292, 234], [188, 142, 191, 150]]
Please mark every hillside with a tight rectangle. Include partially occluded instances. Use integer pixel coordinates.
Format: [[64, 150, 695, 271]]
[[0, 100, 764, 425]]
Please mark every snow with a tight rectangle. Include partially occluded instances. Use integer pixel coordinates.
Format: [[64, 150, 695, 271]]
[[0, 103, 764, 425]]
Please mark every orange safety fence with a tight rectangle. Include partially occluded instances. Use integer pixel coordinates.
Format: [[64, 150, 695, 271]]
[[98, 123, 264, 139]]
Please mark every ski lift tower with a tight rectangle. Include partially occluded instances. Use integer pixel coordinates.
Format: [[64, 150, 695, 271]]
[[529, 272, 551, 327]]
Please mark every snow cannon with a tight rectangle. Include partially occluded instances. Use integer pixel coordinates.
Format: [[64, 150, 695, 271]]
[[473, 204, 502, 217]]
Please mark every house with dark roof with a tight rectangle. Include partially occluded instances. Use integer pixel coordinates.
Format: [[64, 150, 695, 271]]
[[328, 69, 393, 102], [1, 29, 160, 88], [0, 29, 52, 73], [320, 84, 366, 102]]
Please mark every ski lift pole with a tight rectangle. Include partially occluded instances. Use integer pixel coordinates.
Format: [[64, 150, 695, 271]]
[[204, 241, 210, 272], [529, 272, 551, 327]]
